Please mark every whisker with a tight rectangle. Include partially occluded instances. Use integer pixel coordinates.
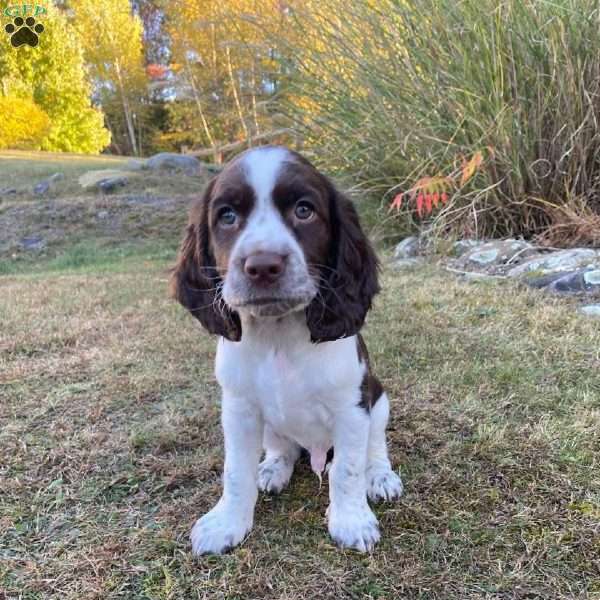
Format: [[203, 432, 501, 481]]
[[183, 284, 222, 293], [311, 274, 345, 291], [311, 275, 347, 306], [309, 263, 342, 277]]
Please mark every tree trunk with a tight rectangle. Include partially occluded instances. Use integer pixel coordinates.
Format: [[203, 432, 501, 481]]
[[114, 60, 138, 156], [184, 55, 217, 161], [251, 59, 260, 137], [226, 46, 249, 144]]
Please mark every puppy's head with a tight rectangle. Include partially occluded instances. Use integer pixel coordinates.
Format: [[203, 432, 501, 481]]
[[170, 146, 379, 342]]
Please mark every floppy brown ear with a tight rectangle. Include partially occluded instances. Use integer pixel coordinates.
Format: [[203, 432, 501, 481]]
[[170, 179, 241, 341], [306, 185, 380, 343]]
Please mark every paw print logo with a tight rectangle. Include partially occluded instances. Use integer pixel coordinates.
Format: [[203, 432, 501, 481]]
[[5, 16, 44, 48]]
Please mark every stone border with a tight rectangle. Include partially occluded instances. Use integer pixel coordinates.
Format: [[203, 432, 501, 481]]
[[392, 236, 600, 316]]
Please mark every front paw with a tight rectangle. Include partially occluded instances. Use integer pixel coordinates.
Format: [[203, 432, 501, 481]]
[[190, 507, 252, 555], [328, 505, 380, 552], [258, 456, 294, 494], [366, 466, 404, 502]]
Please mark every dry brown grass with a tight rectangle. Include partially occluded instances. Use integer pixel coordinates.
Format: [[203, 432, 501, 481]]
[[2, 254, 600, 599], [535, 201, 600, 248]]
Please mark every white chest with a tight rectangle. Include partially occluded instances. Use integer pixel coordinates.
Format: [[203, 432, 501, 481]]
[[214, 319, 363, 451], [254, 348, 334, 447]]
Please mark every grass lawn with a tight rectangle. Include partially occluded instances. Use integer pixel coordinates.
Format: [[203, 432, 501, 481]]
[[0, 150, 207, 202], [0, 150, 210, 276], [0, 150, 129, 193], [2, 245, 600, 599]]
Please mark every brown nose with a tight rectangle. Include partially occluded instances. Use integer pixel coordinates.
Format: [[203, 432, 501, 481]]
[[243, 252, 286, 285]]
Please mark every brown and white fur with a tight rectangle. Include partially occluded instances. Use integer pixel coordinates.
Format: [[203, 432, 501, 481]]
[[170, 146, 403, 554]]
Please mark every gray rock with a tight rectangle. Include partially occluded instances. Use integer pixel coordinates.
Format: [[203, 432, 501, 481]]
[[394, 236, 421, 259], [49, 172, 64, 182], [146, 152, 203, 175], [20, 235, 45, 251], [526, 268, 600, 294], [525, 270, 579, 291], [97, 210, 110, 220], [79, 169, 132, 190], [580, 305, 600, 317], [33, 180, 51, 195], [470, 248, 499, 265], [456, 239, 537, 270], [584, 270, 600, 286], [98, 177, 128, 193], [538, 271, 587, 294], [507, 248, 600, 277], [0, 187, 17, 196], [452, 239, 483, 257], [126, 159, 146, 171]]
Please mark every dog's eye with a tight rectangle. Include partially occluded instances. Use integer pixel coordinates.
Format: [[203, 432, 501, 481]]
[[294, 200, 315, 221], [217, 207, 238, 227]]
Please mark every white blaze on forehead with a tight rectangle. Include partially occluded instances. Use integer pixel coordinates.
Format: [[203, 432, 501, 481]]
[[241, 146, 290, 204], [231, 145, 302, 259], [221, 145, 317, 310]]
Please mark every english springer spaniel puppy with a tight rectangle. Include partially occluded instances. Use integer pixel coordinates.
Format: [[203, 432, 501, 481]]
[[171, 146, 403, 554]]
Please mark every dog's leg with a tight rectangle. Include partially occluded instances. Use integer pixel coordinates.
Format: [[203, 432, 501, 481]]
[[327, 403, 380, 552], [366, 393, 403, 502], [258, 426, 301, 494], [191, 394, 263, 555]]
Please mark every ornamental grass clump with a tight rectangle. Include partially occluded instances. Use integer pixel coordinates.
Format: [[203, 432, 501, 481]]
[[278, 0, 600, 244]]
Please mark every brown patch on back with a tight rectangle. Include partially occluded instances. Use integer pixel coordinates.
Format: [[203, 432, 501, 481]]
[[356, 334, 384, 412]]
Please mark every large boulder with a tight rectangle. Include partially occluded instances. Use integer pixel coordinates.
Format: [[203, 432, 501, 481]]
[[145, 152, 204, 175]]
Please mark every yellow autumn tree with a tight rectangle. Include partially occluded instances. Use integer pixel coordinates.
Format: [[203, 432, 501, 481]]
[[69, 0, 147, 155], [0, 2, 110, 153], [0, 96, 50, 149], [166, 0, 289, 152]]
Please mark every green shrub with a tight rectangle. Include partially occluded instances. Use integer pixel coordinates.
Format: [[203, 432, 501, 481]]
[[1, 6, 111, 154], [0, 96, 50, 150], [279, 0, 600, 244]]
